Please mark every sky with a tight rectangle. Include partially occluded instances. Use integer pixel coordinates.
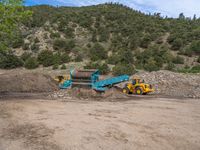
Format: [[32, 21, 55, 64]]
[[25, 0, 200, 18]]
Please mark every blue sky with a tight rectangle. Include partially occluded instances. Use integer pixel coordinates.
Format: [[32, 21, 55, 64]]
[[25, 0, 200, 18]]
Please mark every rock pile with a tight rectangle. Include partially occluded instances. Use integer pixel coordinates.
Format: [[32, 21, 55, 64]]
[[50, 87, 128, 101], [135, 71, 200, 98]]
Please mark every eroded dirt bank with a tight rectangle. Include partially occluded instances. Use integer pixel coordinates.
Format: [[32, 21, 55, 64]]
[[0, 98, 200, 150], [0, 72, 58, 93]]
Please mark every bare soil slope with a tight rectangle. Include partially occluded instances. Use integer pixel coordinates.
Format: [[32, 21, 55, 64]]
[[0, 72, 58, 93]]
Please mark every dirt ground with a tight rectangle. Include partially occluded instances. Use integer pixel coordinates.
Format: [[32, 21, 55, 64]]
[[0, 98, 200, 150]]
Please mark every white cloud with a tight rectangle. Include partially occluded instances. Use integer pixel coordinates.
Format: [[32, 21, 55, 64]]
[[138, 0, 200, 17], [55, 0, 200, 17]]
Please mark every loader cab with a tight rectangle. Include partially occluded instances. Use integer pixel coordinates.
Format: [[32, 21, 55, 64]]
[[132, 78, 144, 85]]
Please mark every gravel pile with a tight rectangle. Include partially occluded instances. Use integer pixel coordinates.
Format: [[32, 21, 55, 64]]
[[135, 71, 200, 98], [50, 87, 128, 101]]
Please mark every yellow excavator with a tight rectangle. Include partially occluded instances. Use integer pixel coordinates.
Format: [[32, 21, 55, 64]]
[[123, 77, 154, 95]]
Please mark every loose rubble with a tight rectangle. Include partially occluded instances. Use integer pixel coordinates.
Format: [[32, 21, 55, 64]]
[[136, 71, 200, 98], [50, 87, 128, 101]]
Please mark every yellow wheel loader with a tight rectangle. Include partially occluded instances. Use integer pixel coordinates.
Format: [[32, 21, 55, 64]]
[[123, 77, 154, 95], [54, 75, 70, 84]]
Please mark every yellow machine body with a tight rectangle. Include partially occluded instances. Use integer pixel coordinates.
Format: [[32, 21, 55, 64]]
[[54, 75, 70, 84], [123, 77, 154, 95]]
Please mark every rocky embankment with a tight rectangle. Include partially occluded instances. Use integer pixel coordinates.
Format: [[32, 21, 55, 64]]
[[135, 71, 200, 98]]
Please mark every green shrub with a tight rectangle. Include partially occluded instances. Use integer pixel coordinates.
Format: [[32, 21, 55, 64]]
[[53, 39, 67, 51], [86, 43, 92, 48], [162, 50, 174, 63], [197, 56, 200, 63], [190, 40, 200, 54], [136, 45, 171, 70], [74, 54, 83, 62], [61, 64, 67, 70], [107, 54, 119, 65], [44, 33, 49, 39], [172, 56, 184, 64], [34, 37, 40, 43], [12, 36, 24, 48], [99, 64, 110, 74], [84, 62, 110, 74], [183, 46, 193, 57], [63, 27, 74, 38], [144, 57, 160, 72], [50, 32, 60, 39], [38, 50, 54, 67], [171, 38, 183, 50], [184, 65, 190, 69], [177, 65, 200, 73], [165, 62, 175, 71], [61, 53, 70, 63], [112, 63, 135, 76], [167, 34, 175, 44], [21, 52, 32, 62], [89, 43, 107, 61], [117, 49, 134, 64], [176, 68, 190, 73], [91, 31, 97, 42], [52, 52, 70, 65], [22, 43, 29, 50], [52, 52, 62, 65], [53, 39, 75, 52], [129, 36, 139, 50], [0, 52, 23, 69], [66, 40, 76, 51], [99, 30, 109, 42], [31, 43, 39, 52], [24, 57, 39, 69], [140, 35, 151, 48], [52, 64, 59, 70], [191, 65, 200, 72]]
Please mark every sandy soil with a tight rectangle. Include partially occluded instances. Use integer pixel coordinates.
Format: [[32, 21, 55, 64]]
[[0, 98, 200, 150]]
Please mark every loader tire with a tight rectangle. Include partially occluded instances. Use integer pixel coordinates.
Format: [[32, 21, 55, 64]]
[[123, 87, 130, 94], [135, 87, 143, 95]]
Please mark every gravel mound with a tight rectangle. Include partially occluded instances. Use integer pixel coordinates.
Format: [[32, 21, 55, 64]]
[[0, 73, 58, 93], [50, 87, 128, 101], [134, 71, 200, 98]]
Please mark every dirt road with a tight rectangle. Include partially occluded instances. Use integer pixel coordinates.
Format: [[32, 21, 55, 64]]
[[0, 98, 200, 150]]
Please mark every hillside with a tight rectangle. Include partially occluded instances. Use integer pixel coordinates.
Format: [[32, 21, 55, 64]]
[[1, 3, 200, 74]]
